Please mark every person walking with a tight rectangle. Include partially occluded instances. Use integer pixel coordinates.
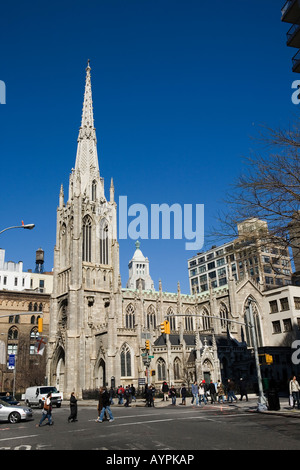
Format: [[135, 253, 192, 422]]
[[37, 392, 53, 427], [130, 384, 136, 402], [68, 392, 78, 422], [96, 387, 114, 422], [289, 375, 300, 409], [162, 381, 169, 401], [170, 385, 176, 405], [191, 381, 199, 406], [217, 380, 225, 404], [208, 381, 217, 404], [124, 385, 131, 407], [180, 383, 187, 405], [199, 381, 207, 405], [227, 379, 237, 403], [239, 378, 248, 401]]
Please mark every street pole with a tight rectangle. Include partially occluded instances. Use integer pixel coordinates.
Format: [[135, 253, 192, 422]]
[[0, 223, 35, 235], [248, 300, 268, 411]]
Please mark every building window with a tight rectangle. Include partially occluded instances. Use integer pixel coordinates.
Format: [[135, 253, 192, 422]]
[[14, 277, 18, 286], [125, 304, 135, 329], [173, 357, 181, 380], [166, 307, 176, 331], [220, 303, 229, 329], [120, 344, 132, 377], [295, 297, 300, 310], [269, 300, 278, 313], [157, 358, 166, 381], [283, 318, 292, 332], [147, 305, 156, 329], [100, 219, 109, 265], [202, 308, 211, 330], [82, 215, 92, 262], [280, 297, 289, 311], [272, 321, 281, 334]]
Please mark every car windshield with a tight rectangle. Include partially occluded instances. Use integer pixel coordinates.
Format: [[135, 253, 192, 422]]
[[0, 399, 10, 407], [40, 387, 58, 394]]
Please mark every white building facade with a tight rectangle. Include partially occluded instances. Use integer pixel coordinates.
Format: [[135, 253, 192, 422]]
[[46, 63, 299, 398]]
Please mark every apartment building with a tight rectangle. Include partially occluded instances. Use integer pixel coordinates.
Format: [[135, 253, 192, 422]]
[[188, 219, 292, 294], [281, 0, 300, 72]]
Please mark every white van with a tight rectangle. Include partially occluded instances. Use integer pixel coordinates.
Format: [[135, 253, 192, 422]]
[[24, 386, 63, 408]]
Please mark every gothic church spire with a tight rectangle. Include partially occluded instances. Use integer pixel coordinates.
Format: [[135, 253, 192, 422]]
[[74, 60, 100, 195]]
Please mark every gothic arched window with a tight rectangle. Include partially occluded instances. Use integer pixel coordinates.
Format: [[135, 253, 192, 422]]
[[244, 297, 263, 348], [125, 304, 135, 329], [100, 219, 109, 265], [220, 303, 229, 329], [184, 308, 194, 331], [157, 358, 167, 381], [173, 357, 181, 380], [202, 307, 211, 330], [82, 216, 92, 262], [166, 307, 176, 331], [120, 344, 132, 377], [147, 305, 156, 329]]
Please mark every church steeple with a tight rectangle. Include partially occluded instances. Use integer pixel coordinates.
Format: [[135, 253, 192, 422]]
[[74, 60, 101, 196]]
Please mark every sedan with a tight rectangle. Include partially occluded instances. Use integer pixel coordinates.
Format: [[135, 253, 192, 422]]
[[0, 399, 33, 424]]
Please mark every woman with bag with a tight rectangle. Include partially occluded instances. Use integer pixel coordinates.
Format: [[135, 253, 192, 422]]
[[37, 392, 53, 427]]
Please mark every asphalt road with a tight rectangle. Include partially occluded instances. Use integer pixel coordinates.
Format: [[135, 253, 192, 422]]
[[1, 402, 300, 452]]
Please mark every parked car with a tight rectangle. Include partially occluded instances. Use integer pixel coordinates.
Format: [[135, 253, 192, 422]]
[[0, 395, 20, 406], [0, 399, 33, 424], [24, 386, 63, 408]]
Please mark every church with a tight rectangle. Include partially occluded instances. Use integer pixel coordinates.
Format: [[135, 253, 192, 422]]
[[46, 63, 289, 398]]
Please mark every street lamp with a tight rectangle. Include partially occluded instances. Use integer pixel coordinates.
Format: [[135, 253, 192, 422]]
[[0, 223, 35, 235]]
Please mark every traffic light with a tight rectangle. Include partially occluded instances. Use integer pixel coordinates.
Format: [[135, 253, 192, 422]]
[[38, 317, 43, 333], [265, 354, 273, 365], [160, 320, 170, 335], [145, 340, 150, 350]]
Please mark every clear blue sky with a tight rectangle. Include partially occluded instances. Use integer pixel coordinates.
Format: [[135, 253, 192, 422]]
[[0, 0, 297, 293]]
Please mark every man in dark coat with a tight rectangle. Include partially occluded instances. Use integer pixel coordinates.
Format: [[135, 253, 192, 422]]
[[68, 392, 78, 422]]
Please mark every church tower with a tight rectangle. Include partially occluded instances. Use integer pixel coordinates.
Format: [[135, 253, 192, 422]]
[[47, 62, 120, 397]]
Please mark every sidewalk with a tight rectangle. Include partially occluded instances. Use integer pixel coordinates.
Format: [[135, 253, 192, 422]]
[[75, 394, 300, 418]]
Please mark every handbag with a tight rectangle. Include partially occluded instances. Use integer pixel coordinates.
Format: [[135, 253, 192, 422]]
[[289, 394, 294, 407]]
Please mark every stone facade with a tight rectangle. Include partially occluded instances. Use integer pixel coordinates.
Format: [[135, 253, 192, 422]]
[[46, 63, 299, 398]]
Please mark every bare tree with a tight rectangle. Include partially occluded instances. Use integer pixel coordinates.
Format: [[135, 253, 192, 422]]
[[211, 121, 300, 269]]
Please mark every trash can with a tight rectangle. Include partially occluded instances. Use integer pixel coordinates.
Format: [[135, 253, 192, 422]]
[[267, 379, 280, 411]]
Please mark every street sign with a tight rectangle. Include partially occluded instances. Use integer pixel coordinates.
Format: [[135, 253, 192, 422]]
[[8, 354, 15, 370], [138, 378, 146, 385], [148, 355, 154, 358]]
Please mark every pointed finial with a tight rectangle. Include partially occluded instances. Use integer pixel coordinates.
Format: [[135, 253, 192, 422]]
[[86, 59, 91, 70]]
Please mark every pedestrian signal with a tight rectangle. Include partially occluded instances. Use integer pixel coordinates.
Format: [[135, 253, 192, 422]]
[[160, 320, 170, 335], [145, 340, 150, 350]]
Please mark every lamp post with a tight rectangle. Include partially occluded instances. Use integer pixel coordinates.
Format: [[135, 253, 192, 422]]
[[0, 223, 35, 235]]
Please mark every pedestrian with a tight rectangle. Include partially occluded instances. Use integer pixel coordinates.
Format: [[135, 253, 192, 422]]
[[191, 381, 199, 406], [68, 392, 78, 422], [208, 381, 217, 404], [124, 385, 131, 407], [239, 378, 248, 401], [199, 381, 207, 405], [170, 385, 176, 405], [37, 392, 53, 427], [117, 385, 124, 405], [227, 379, 237, 403], [130, 384, 136, 402], [146, 385, 154, 407], [217, 380, 225, 404], [180, 383, 187, 405], [109, 386, 115, 405], [161, 381, 169, 401], [289, 375, 300, 409], [96, 387, 114, 422]]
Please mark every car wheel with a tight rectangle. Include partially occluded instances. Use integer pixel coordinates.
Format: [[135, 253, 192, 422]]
[[8, 411, 21, 424]]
